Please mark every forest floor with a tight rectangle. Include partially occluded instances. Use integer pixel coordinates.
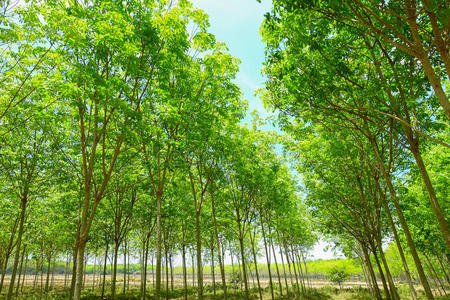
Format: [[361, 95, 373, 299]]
[[1, 275, 448, 299]]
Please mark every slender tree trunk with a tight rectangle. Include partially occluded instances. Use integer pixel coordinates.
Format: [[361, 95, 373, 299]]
[[165, 246, 169, 300], [123, 239, 127, 295], [238, 236, 249, 299], [283, 243, 295, 295], [301, 254, 311, 289], [70, 244, 78, 300], [45, 255, 51, 292], [64, 254, 69, 289], [182, 242, 187, 300], [250, 229, 262, 300], [142, 235, 149, 300], [276, 232, 289, 298], [288, 244, 300, 295], [170, 253, 174, 292], [295, 251, 305, 292], [362, 246, 382, 300], [269, 231, 283, 296], [437, 255, 450, 285], [6, 198, 27, 300], [360, 255, 374, 295], [195, 211, 203, 299], [111, 241, 119, 299], [127, 247, 130, 292], [376, 239, 400, 300], [83, 253, 88, 289], [377, 181, 417, 300], [372, 249, 392, 300], [259, 214, 274, 300], [21, 253, 28, 293], [191, 250, 195, 287], [368, 133, 434, 300], [424, 253, 447, 296], [210, 192, 227, 299], [211, 247, 216, 296], [155, 193, 163, 300], [15, 244, 26, 296], [101, 242, 109, 299]]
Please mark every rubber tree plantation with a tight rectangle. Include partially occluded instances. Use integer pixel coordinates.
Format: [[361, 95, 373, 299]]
[[0, 0, 448, 299]]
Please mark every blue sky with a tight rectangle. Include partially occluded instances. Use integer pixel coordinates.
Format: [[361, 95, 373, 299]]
[[191, 0, 341, 261], [191, 0, 273, 123]]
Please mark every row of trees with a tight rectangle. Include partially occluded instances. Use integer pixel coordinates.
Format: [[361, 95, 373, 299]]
[[0, 1, 315, 300], [261, 0, 449, 300]]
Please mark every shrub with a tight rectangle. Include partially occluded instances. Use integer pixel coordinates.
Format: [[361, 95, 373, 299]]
[[328, 267, 349, 289]]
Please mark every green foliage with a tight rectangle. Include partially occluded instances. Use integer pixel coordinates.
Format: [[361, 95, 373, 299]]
[[328, 267, 350, 289]]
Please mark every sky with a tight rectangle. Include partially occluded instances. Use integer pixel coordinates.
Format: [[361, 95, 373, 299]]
[[191, 0, 273, 123], [190, 0, 342, 261]]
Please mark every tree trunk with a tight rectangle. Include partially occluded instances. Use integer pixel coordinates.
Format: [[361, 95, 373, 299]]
[[362, 245, 382, 300], [6, 198, 27, 300], [269, 230, 283, 297], [259, 214, 274, 300], [21, 253, 28, 293], [102, 242, 109, 299], [288, 245, 300, 295], [123, 239, 127, 295], [73, 240, 87, 300], [250, 229, 262, 300], [195, 211, 203, 299], [15, 244, 26, 296], [372, 248, 392, 300], [211, 247, 216, 296], [238, 236, 249, 299], [191, 250, 195, 287], [376, 238, 400, 300], [424, 253, 447, 296], [283, 243, 295, 295], [155, 193, 163, 300], [368, 134, 434, 300], [377, 180, 417, 300], [295, 251, 306, 292], [210, 192, 227, 299], [182, 242, 187, 300], [111, 241, 119, 299], [301, 253, 311, 289], [45, 255, 51, 293], [165, 246, 169, 300], [70, 244, 78, 300], [170, 253, 174, 292], [276, 232, 289, 298]]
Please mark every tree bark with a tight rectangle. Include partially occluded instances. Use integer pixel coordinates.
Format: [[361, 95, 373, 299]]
[[195, 211, 203, 299], [155, 193, 163, 300], [45, 255, 51, 293], [249, 228, 262, 300], [111, 242, 119, 299], [368, 133, 434, 300], [259, 213, 274, 300], [376, 180, 417, 299], [362, 245, 382, 300], [269, 229, 283, 297], [210, 192, 227, 299], [211, 247, 216, 295], [15, 243, 26, 296], [101, 242, 109, 299], [6, 198, 27, 300], [182, 241, 187, 300]]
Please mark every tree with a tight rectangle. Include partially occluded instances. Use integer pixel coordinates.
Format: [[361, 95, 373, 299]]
[[328, 267, 350, 289]]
